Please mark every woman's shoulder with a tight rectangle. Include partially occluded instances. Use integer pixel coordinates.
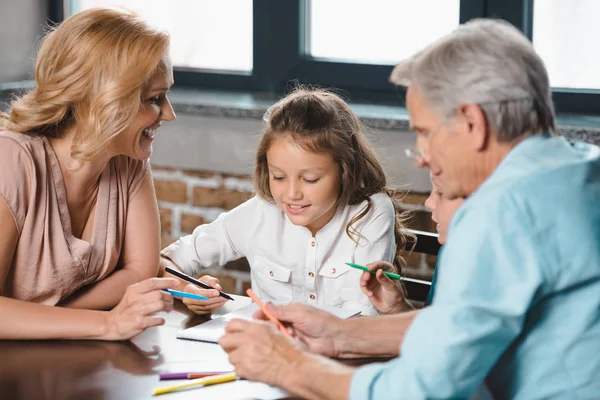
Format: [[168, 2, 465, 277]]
[[0, 130, 41, 168], [0, 130, 43, 151]]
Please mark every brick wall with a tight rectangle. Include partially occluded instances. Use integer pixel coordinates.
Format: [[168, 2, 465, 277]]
[[154, 165, 436, 295]]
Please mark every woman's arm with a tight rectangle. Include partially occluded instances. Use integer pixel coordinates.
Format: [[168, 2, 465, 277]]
[[0, 196, 178, 339], [62, 170, 161, 310]]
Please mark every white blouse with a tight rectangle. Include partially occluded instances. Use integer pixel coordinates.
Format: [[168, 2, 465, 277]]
[[161, 193, 396, 315]]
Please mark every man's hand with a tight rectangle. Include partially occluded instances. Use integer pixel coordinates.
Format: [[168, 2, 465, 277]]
[[252, 302, 344, 357], [219, 319, 305, 387]]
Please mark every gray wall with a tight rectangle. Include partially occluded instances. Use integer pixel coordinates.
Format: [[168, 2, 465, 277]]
[[0, 0, 46, 83], [151, 114, 432, 192]]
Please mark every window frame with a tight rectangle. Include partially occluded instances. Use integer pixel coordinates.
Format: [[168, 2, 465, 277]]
[[49, 0, 600, 115]]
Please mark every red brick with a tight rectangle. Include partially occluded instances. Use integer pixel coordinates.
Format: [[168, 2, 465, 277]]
[[192, 187, 252, 210], [159, 207, 172, 233], [161, 234, 178, 249], [154, 179, 187, 203], [152, 165, 178, 174], [180, 213, 206, 235], [183, 169, 222, 179]]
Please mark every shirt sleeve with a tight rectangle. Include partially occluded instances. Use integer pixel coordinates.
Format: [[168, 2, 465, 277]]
[[0, 135, 34, 234], [347, 194, 396, 316], [350, 197, 546, 399], [161, 196, 260, 276]]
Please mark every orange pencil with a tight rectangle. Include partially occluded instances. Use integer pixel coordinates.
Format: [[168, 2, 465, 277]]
[[245, 288, 293, 338]]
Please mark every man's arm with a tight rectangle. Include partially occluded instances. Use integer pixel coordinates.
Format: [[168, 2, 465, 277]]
[[335, 311, 419, 358], [348, 201, 545, 399]]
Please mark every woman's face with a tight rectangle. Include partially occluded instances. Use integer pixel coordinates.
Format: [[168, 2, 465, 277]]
[[424, 178, 465, 245], [109, 54, 176, 160]]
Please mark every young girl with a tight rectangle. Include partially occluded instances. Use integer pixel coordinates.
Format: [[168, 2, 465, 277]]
[[160, 87, 411, 315]]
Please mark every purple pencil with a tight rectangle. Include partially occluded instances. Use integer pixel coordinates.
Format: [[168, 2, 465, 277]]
[[159, 371, 230, 381]]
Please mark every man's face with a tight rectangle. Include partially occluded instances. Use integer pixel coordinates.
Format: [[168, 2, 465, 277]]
[[406, 84, 477, 200]]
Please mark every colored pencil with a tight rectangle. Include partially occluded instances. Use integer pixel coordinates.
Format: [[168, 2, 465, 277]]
[[153, 372, 238, 396], [159, 371, 231, 381], [165, 266, 234, 301], [246, 288, 293, 338], [162, 288, 208, 301]]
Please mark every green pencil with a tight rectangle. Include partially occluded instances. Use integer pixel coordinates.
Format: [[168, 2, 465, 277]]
[[345, 262, 402, 280]]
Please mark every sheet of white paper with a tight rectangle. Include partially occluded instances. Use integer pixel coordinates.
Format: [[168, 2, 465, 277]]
[[177, 302, 360, 343]]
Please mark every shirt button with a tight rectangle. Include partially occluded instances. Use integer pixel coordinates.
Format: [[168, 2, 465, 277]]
[[310, 240, 316, 247], [269, 271, 274, 277], [309, 294, 316, 300], [308, 272, 314, 277], [331, 268, 336, 275]]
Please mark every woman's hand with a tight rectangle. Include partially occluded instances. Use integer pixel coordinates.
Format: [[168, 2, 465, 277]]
[[181, 275, 228, 314], [360, 261, 413, 314], [103, 277, 179, 340]]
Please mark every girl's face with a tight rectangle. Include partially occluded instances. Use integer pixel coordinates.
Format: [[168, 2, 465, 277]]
[[424, 178, 465, 245], [266, 136, 341, 236], [109, 54, 176, 160]]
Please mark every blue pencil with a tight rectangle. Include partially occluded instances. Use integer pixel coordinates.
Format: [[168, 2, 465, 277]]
[[162, 289, 208, 301]]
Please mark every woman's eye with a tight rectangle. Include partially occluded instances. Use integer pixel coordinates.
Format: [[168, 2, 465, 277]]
[[304, 178, 320, 184], [272, 176, 285, 181], [148, 95, 161, 104]]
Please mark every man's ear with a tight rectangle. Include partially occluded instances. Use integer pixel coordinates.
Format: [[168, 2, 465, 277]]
[[457, 103, 488, 151]]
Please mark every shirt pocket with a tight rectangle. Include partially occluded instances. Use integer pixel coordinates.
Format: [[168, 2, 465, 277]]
[[318, 259, 358, 306], [251, 255, 293, 302]]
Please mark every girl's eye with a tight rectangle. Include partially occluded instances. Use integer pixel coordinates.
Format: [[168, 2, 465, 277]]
[[272, 176, 285, 181], [304, 178, 320, 184]]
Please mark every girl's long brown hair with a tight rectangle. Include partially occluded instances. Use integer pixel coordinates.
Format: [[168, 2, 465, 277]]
[[254, 86, 414, 277], [0, 8, 169, 163]]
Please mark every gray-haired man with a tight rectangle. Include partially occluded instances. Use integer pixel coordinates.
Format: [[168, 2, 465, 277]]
[[219, 19, 600, 399]]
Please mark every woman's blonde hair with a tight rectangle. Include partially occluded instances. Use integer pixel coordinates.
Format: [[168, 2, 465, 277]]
[[0, 8, 170, 162], [255, 86, 414, 277]]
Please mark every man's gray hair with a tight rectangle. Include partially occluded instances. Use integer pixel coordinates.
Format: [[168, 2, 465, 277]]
[[390, 18, 556, 141]]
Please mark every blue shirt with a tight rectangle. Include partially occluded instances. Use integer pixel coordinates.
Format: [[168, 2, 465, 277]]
[[350, 134, 600, 399], [424, 251, 441, 307]]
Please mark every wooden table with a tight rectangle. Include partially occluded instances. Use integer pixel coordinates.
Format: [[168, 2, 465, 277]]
[[0, 296, 294, 399], [0, 296, 387, 399]]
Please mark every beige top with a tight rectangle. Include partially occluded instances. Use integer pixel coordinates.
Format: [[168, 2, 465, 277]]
[[0, 131, 147, 305]]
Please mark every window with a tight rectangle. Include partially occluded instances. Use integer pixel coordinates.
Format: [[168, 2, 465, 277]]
[[309, 0, 460, 64], [533, 0, 600, 90], [69, 0, 253, 72], [49, 0, 600, 115]]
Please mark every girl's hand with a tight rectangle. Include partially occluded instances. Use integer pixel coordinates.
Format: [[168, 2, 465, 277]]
[[181, 275, 228, 314], [360, 261, 413, 314], [103, 278, 179, 340]]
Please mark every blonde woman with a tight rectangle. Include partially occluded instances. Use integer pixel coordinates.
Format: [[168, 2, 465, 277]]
[[0, 8, 179, 340]]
